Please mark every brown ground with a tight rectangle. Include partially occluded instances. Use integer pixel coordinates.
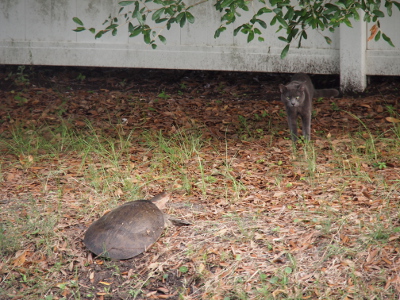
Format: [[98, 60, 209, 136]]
[[0, 66, 399, 300]]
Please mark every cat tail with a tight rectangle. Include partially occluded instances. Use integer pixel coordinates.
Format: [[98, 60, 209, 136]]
[[314, 89, 339, 98]]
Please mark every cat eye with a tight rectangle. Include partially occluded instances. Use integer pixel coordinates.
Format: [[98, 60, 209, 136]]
[[296, 96, 299, 99], [286, 97, 290, 100]]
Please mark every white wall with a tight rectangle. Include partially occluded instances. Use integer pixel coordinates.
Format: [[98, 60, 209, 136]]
[[0, 0, 399, 91]]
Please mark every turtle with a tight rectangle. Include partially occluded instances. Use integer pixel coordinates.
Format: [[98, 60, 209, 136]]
[[83, 192, 190, 260]]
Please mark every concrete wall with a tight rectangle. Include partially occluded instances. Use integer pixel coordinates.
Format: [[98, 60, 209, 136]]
[[0, 0, 399, 91]]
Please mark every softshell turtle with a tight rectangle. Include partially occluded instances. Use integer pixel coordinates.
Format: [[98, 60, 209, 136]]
[[83, 192, 189, 260]]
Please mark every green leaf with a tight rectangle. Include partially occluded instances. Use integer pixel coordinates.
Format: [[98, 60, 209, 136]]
[[112, 28, 118, 36], [276, 15, 288, 28], [130, 26, 142, 37], [179, 266, 189, 273], [155, 18, 168, 24], [165, 7, 174, 16], [186, 12, 195, 24], [317, 19, 325, 30], [221, 11, 235, 23], [257, 7, 272, 15], [133, 1, 139, 17], [287, 28, 298, 41], [151, 43, 157, 49], [258, 36, 265, 42], [176, 12, 184, 22], [89, 28, 95, 34], [152, 8, 165, 21], [241, 27, 250, 34], [324, 3, 338, 11], [372, 10, 385, 17], [128, 22, 134, 33], [374, 30, 381, 41], [255, 19, 267, 29], [387, 5, 393, 16], [336, 2, 346, 9], [233, 25, 242, 36], [72, 17, 84, 26], [179, 13, 186, 27], [106, 24, 118, 30], [363, 12, 371, 22], [269, 276, 279, 284], [278, 36, 288, 42], [343, 18, 352, 27], [133, 4, 145, 25], [73, 27, 85, 32], [393, 1, 400, 11], [309, 18, 318, 29], [119, 1, 135, 6], [220, 0, 235, 8], [241, 4, 249, 12], [284, 267, 293, 274], [215, 26, 227, 38], [247, 30, 254, 42], [135, 12, 145, 26], [324, 36, 332, 44], [351, 8, 360, 20], [284, 7, 294, 20], [280, 44, 290, 59], [382, 33, 395, 47], [143, 31, 151, 44], [95, 31, 104, 39], [158, 35, 167, 44], [385, 1, 393, 16]]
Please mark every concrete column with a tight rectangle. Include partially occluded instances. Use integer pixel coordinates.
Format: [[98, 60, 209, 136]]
[[340, 11, 367, 92]]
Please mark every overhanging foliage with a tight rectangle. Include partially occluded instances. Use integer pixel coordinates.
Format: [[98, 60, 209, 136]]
[[73, 0, 399, 58]]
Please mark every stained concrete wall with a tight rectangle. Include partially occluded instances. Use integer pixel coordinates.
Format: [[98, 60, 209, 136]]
[[0, 0, 399, 91]]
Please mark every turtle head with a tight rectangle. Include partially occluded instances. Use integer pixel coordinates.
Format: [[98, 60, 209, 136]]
[[150, 192, 170, 209]]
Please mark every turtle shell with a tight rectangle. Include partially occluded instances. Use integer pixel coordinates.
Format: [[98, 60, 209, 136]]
[[83, 199, 165, 259]]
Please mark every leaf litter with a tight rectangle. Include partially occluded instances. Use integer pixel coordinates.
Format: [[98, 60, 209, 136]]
[[0, 67, 399, 299]]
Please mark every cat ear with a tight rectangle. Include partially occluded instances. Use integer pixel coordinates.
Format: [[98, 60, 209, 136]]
[[279, 84, 286, 93], [298, 83, 306, 92]]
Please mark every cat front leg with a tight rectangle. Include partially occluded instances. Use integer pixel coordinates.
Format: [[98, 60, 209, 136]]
[[286, 109, 298, 142], [301, 113, 311, 140]]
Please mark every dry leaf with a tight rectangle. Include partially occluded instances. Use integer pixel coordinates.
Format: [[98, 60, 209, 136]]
[[89, 272, 95, 283], [148, 262, 159, 270], [198, 263, 206, 274], [273, 191, 285, 198], [12, 250, 28, 267], [157, 287, 169, 294], [362, 190, 372, 199], [368, 24, 379, 41], [114, 188, 123, 197], [366, 248, 379, 264], [386, 117, 400, 123]]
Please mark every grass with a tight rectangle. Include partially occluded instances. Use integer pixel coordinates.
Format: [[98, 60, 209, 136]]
[[0, 112, 399, 299]]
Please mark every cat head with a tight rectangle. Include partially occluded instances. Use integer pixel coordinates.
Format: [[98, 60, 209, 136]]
[[279, 83, 306, 107]]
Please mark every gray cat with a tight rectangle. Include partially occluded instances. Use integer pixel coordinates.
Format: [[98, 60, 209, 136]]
[[279, 73, 339, 142]]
